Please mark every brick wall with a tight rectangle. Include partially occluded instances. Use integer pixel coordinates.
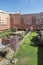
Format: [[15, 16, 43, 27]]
[[0, 11, 43, 31], [10, 13, 43, 30]]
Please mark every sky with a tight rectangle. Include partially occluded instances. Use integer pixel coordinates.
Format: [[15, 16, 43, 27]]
[[0, 0, 43, 14]]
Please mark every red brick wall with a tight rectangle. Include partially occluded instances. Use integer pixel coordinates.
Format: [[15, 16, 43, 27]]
[[10, 14, 13, 29], [0, 12, 43, 31], [10, 13, 43, 30], [10, 14, 22, 29]]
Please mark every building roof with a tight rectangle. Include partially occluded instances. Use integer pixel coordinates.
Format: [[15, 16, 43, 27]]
[[0, 10, 8, 14]]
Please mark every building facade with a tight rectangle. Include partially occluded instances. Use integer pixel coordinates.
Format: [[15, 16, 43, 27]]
[[0, 10, 43, 31], [0, 10, 10, 31], [10, 12, 43, 30]]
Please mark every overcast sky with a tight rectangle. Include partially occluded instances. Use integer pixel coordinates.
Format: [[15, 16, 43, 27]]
[[0, 0, 43, 14]]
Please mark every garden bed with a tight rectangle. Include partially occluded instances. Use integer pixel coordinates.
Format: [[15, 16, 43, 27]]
[[0, 31, 29, 65], [6, 32, 38, 65]]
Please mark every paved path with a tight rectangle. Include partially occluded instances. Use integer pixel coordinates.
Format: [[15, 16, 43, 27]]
[[0, 31, 31, 51], [0, 42, 10, 51], [19, 31, 31, 46], [15, 31, 25, 34]]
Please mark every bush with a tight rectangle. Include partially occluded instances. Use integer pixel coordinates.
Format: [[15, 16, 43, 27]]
[[11, 28, 18, 32], [24, 29, 29, 33]]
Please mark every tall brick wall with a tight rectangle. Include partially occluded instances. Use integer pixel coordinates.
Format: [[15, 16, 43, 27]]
[[0, 11, 43, 31], [10, 14, 13, 29], [10, 12, 43, 30], [10, 14, 21, 29], [20, 14, 33, 30]]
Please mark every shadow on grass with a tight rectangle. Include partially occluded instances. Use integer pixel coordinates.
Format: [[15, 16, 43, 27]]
[[30, 36, 38, 47], [30, 36, 43, 65]]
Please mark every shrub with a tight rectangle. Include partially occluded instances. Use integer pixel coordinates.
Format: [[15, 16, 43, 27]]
[[11, 28, 18, 32]]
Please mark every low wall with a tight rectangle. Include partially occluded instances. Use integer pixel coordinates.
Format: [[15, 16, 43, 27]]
[[0, 37, 10, 45], [2, 38, 10, 45]]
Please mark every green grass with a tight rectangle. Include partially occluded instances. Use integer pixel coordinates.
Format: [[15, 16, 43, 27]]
[[0, 30, 15, 38], [8, 32, 38, 65], [6, 32, 43, 65]]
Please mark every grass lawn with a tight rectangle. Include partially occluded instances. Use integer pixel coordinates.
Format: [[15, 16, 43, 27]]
[[7, 32, 39, 65], [0, 30, 15, 38], [6, 32, 43, 65]]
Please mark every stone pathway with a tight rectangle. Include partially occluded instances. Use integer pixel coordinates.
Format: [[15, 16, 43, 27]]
[[0, 31, 31, 65], [0, 47, 14, 65], [19, 31, 31, 46], [15, 31, 25, 34]]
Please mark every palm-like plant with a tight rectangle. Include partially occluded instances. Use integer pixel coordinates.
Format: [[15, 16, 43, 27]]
[[37, 31, 43, 46]]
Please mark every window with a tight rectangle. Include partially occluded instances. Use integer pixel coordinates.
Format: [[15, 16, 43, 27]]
[[0, 19, 8, 25], [32, 16, 36, 24], [41, 15, 43, 20], [38, 16, 40, 19], [0, 21, 7, 25], [41, 16, 43, 18], [41, 21, 43, 24], [21, 17, 24, 24]]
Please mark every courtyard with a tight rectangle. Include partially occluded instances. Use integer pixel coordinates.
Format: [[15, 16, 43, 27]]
[[5, 31, 43, 65], [0, 31, 43, 65], [0, 0, 43, 65]]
